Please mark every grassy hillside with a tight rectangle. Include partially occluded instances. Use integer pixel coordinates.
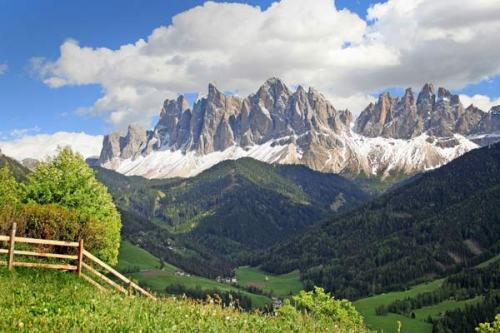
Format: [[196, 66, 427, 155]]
[[355, 280, 485, 333], [117, 241, 272, 308], [354, 256, 500, 333], [354, 280, 443, 333], [235, 266, 303, 298], [130, 269, 272, 308], [95, 158, 369, 278], [0, 267, 363, 332], [117, 240, 164, 272], [260, 143, 500, 299]]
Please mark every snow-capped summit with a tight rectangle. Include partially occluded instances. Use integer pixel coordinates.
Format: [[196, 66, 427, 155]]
[[98, 79, 500, 179]]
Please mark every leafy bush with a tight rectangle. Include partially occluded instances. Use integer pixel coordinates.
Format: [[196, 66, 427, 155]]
[[476, 314, 500, 333], [0, 166, 23, 209], [0, 147, 121, 265], [277, 287, 365, 331], [23, 148, 121, 264], [0, 203, 110, 256]]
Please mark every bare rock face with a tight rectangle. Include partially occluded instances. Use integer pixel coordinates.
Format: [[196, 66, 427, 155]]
[[457, 105, 484, 135], [121, 125, 147, 160], [473, 105, 500, 134], [99, 132, 122, 164], [98, 125, 148, 164], [21, 158, 39, 170], [354, 84, 483, 139], [101, 77, 350, 160], [98, 78, 497, 180]]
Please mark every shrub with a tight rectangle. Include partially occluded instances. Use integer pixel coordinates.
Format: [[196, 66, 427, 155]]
[[0, 166, 23, 209], [0, 203, 109, 256], [277, 287, 366, 331], [476, 314, 500, 333], [23, 147, 121, 265]]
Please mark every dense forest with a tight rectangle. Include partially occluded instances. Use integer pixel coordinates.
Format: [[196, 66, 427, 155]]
[[258, 143, 500, 299], [94, 158, 369, 277]]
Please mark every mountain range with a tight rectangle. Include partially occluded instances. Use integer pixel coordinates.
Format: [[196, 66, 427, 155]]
[[98, 78, 500, 181]]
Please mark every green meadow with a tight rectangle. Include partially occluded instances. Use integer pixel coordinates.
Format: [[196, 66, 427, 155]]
[[235, 266, 303, 297]]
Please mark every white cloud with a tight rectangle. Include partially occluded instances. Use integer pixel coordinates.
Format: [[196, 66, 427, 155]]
[[329, 94, 377, 115], [33, 0, 500, 126], [0, 132, 103, 161], [0, 63, 7, 75], [459, 94, 500, 112], [8, 126, 41, 139]]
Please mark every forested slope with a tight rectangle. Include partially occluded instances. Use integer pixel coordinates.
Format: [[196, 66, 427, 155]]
[[95, 158, 369, 277], [260, 143, 500, 299]]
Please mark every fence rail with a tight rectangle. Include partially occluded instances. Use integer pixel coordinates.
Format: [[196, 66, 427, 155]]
[[0, 223, 156, 300]]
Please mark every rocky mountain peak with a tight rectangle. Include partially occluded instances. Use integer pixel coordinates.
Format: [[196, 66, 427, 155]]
[[437, 87, 451, 101], [354, 83, 483, 139], [417, 83, 435, 109], [207, 83, 226, 103], [402, 88, 415, 104], [98, 78, 499, 180], [99, 78, 352, 165], [470, 104, 500, 139], [260, 77, 290, 95]]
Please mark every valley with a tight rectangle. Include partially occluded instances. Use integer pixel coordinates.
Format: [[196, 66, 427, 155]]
[[116, 240, 301, 309], [2, 1, 500, 331], [1, 139, 499, 331], [94, 157, 369, 278]]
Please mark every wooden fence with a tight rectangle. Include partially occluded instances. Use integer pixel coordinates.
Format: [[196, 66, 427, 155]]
[[0, 223, 156, 300]]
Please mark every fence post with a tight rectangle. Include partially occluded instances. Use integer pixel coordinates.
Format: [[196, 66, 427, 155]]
[[77, 239, 84, 277], [7, 223, 16, 270]]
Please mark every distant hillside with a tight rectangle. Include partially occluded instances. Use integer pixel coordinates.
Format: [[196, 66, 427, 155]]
[[95, 158, 369, 277], [259, 143, 500, 299], [0, 153, 29, 181]]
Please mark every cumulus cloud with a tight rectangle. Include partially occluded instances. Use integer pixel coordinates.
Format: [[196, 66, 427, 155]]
[[6, 126, 41, 139], [33, 0, 500, 126], [0, 63, 7, 75], [459, 94, 500, 112], [0, 132, 103, 161]]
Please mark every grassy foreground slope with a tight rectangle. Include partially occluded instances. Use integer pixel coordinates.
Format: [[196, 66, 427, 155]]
[[0, 268, 365, 332]]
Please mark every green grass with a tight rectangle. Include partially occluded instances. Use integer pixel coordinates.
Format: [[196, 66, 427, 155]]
[[413, 296, 483, 321], [354, 279, 444, 333], [116, 240, 162, 272], [116, 242, 271, 308], [130, 269, 272, 308], [0, 267, 360, 332], [475, 253, 500, 268], [353, 279, 488, 333], [235, 266, 304, 298]]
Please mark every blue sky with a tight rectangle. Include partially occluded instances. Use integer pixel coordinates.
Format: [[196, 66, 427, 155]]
[[0, 0, 499, 140]]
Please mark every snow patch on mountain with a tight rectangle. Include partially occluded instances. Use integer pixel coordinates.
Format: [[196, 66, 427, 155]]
[[104, 133, 478, 179], [104, 140, 302, 179]]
